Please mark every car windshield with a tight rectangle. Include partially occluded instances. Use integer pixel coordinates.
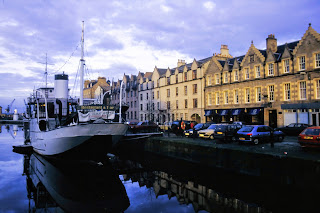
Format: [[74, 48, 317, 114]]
[[239, 126, 254, 132], [208, 124, 217, 129], [194, 124, 203, 128], [137, 122, 143, 125], [301, 128, 320, 135], [216, 125, 227, 131]]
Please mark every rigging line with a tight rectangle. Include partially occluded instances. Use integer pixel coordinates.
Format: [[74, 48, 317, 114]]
[[54, 41, 81, 74], [84, 44, 93, 80], [71, 60, 81, 98]]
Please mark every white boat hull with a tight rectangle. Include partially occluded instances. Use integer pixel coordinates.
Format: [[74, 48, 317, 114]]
[[29, 119, 128, 158]]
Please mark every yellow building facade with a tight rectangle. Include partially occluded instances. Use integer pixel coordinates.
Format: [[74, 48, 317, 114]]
[[204, 24, 320, 128]]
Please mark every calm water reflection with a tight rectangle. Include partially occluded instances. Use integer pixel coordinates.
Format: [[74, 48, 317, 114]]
[[0, 125, 318, 212]]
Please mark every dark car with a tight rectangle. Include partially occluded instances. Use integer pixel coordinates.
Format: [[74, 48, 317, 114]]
[[129, 121, 159, 133], [183, 123, 213, 138], [171, 120, 197, 135], [277, 123, 312, 136], [237, 125, 285, 145], [298, 126, 320, 148], [214, 123, 243, 142]]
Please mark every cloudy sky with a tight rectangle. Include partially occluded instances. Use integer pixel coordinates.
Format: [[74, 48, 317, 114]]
[[0, 0, 319, 112]]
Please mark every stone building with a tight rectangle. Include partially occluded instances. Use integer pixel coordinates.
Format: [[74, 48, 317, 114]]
[[204, 24, 320, 127], [123, 74, 139, 122], [138, 72, 153, 122], [83, 77, 110, 99]]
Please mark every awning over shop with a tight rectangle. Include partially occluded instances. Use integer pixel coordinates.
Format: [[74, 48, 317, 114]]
[[231, 109, 243, 115], [248, 108, 262, 115], [281, 102, 320, 109], [204, 110, 213, 116], [219, 109, 229, 116]]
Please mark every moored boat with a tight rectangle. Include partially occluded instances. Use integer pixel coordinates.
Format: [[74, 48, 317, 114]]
[[27, 22, 128, 159]]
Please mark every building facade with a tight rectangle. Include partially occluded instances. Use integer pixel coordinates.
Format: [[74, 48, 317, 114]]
[[83, 77, 110, 100], [204, 24, 320, 128]]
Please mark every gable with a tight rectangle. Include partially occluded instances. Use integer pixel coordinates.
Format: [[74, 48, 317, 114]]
[[293, 25, 320, 55], [240, 43, 265, 66], [265, 50, 276, 63], [191, 59, 199, 70], [223, 60, 230, 71], [281, 46, 292, 59]]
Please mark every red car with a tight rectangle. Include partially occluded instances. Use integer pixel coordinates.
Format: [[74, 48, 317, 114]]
[[129, 121, 159, 133], [298, 126, 320, 148]]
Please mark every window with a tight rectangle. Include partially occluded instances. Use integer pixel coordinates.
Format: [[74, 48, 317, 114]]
[[184, 86, 187, 95], [185, 99, 188, 108], [284, 83, 291, 101], [131, 101, 133, 108], [152, 103, 154, 110], [146, 103, 149, 110], [167, 101, 170, 109], [193, 98, 198, 108], [157, 80, 159, 87], [167, 77, 170, 85], [185, 113, 188, 120], [157, 102, 160, 110], [250, 55, 254, 62], [176, 100, 178, 109], [208, 93, 212, 105], [245, 68, 249, 79], [157, 91, 159, 99], [234, 90, 239, 104], [140, 104, 143, 110], [224, 72, 228, 83], [299, 56, 306, 70], [134, 101, 136, 107], [131, 91, 133, 97], [255, 66, 260, 78], [140, 94, 143, 101], [140, 114, 143, 121], [284, 59, 290, 73], [176, 74, 178, 83], [234, 70, 239, 81], [245, 88, 250, 103], [224, 91, 229, 104], [176, 87, 178, 96], [140, 84, 143, 91], [184, 72, 187, 81], [146, 93, 149, 100], [167, 89, 170, 97], [134, 111, 137, 119], [215, 74, 220, 84], [256, 87, 261, 102], [193, 70, 197, 79], [316, 53, 320, 68], [193, 84, 198, 94], [268, 63, 274, 76], [215, 92, 220, 105], [317, 80, 320, 99], [152, 92, 154, 99], [300, 81, 307, 100], [268, 85, 274, 102], [207, 75, 212, 85]]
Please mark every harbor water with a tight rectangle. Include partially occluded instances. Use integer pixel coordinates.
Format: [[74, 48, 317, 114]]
[[0, 124, 318, 213]]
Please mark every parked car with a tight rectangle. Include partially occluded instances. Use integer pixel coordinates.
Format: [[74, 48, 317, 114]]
[[158, 121, 172, 132], [214, 123, 243, 142], [171, 120, 197, 135], [127, 121, 138, 127], [277, 123, 312, 136], [184, 123, 214, 138], [198, 124, 220, 139], [237, 125, 285, 145], [298, 126, 320, 148], [129, 121, 159, 133]]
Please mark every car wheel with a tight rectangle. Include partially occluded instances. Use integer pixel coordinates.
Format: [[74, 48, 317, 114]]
[[209, 135, 214, 140], [253, 138, 259, 145], [277, 135, 284, 142]]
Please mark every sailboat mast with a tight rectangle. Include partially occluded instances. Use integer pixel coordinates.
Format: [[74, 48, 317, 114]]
[[79, 21, 85, 105]]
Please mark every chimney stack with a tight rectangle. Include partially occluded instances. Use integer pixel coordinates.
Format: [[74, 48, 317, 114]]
[[266, 34, 277, 52], [177, 59, 186, 67], [220, 45, 229, 56]]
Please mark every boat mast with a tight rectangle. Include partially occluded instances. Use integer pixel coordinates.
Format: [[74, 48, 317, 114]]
[[80, 21, 85, 105]]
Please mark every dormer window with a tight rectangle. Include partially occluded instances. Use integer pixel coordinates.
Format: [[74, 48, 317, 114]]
[[224, 72, 228, 83], [192, 70, 197, 80], [176, 74, 178, 83], [284, 59, 290, 73], [255, 66, 260, 78], [268, 63, 274, 76], [167, 77, 170, 85], [245, 68, 249, 79], [184, 72, 187, 81], [234, 70, 239, 81], [215, 74, 220, 84]]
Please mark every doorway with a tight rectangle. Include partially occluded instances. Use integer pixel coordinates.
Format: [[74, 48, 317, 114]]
[[269, 110, 277, 128]]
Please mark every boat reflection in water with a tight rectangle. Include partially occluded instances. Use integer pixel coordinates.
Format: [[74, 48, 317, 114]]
[[24, 154, 130, 212]]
